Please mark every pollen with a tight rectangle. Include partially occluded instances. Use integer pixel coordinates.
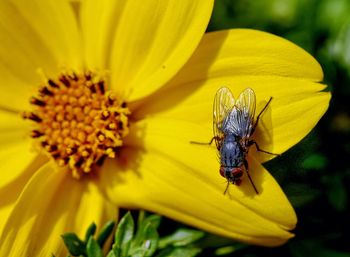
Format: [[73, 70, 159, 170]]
[[23, 71, 130, 178]]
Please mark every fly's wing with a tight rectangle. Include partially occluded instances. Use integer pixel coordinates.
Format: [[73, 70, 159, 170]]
[[227, 88, 256, 138], [213, 87, 235, 150]]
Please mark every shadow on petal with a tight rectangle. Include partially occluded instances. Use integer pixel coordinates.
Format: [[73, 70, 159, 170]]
[[101, 142, 296, 246]]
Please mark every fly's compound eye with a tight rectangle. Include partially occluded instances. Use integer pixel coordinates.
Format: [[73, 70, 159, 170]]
[[231, 168, 243, 185], [232, 168, 243, 178]]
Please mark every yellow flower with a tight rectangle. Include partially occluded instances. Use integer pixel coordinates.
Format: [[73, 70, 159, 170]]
[[0, 0, 330, 255]]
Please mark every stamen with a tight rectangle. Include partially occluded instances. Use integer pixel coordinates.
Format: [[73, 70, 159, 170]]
[[98, 81, 105, 94], [108, 94, 116, 105], [39, 87, 54, 96], [23, 112, 42, 122], [75, 157, 84, 167], [59, 75, 70, 87], [88, 84, 97, 93], [48, 79, 59, 88], [31, 130, 44, 138], [24, 71, 130, 178], [30, 97, 46, 106], [96, 155, 107, 166]]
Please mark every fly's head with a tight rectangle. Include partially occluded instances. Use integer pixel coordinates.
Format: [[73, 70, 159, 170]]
[[219, 166, 243, 185]]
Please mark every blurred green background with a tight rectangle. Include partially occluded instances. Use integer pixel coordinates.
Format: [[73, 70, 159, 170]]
[[201, 0, 349, 256]]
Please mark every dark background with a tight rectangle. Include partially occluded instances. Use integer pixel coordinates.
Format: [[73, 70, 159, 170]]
[[194, 0, 349, 256]]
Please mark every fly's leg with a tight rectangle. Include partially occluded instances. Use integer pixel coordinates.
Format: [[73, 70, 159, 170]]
[[243, 159, 259, 194], [223, 181, 230, 195], [248, 140, 280, 156], [251, 97, 273, 135], [190, 137, 216, 146]]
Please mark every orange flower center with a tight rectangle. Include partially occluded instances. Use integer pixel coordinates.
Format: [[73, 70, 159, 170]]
[[23, 71, 130, 178]]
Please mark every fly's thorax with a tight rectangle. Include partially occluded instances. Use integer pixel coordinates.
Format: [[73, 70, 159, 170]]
[[220, 133, 244, 168]]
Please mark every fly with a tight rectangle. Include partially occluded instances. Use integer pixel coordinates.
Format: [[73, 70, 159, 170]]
[[192, 87, 279, 194]]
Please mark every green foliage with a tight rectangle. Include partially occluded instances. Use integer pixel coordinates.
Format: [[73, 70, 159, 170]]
[[323, 176, 348, 212], [85, 223, 97, 243], [302, 153, 328, 170], [61, 233, 86, 256], [158, 228, 204, 248], [156, 247, 201, 257], [87, 237, 103, 257], [97, 221, 116, 247], [60, 212, 205, 257], [113, 212, 134, 256]]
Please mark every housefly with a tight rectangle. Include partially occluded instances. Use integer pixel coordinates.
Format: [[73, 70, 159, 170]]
[[192, 87, 279, 194]]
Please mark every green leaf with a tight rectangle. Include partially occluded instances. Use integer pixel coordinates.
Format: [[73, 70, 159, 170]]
[[142, 223, 159, 254], [128, 248, 149, 257], [158, 228, 205, 249], [97, 221, 115, 247], [61, 233, 86, 256], [86, 237, 103, 257], [129, 222, 159, 257], [132, 214, 161, 250], [137, 210, 146, 230], [214, 246, 237, 256], [135, 214, 161, 240], [327, 176, 347, 212], [143, 215, 161, 230], [113, 212, 134, 256], [85, 223, 97, 243], [302, 154, 328, 170], [106, 250, 117, 257], [156, 247, 201, 257]]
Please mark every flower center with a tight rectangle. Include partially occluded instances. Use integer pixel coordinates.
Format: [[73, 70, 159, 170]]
[[23, 71, 130, 178]]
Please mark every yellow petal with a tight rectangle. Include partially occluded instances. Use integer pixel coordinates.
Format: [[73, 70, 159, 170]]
[[11, 0, 82, 69], [0, 203, 13, 234], [0, 110, 47, 233], [0, 110, 41, 187], [0, 163, 117, 257], [80, 0, 125, 70], [132, 29, 331, 160], [254, 89, 330, 163], [0, 1, 82, 111], [0, 154, 47, 234], [81, 0, 213, 99], [101, 117, 296, 246]]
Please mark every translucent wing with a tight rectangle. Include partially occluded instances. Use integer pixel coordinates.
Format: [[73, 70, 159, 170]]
[[213, 87, 235, 150], [225, 88, 256, 138]]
